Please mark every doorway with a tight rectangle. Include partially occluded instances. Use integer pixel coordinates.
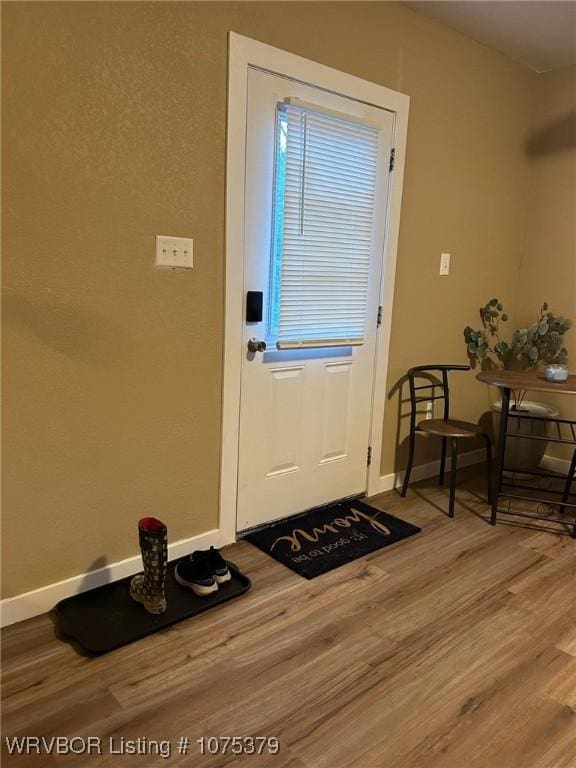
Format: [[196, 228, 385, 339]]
[[221, 34, 410, 538]]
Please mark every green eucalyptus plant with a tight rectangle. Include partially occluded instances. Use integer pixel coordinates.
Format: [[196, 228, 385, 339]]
[[464, 298, 571, 407], [511, 307, 571, 368], [464, 298, 571, 369], [464, 299, 510, 365]]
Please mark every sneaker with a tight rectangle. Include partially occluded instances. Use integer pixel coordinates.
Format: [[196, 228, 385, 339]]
[[174, 558, 218, 597], [193, 546, 231, 585]]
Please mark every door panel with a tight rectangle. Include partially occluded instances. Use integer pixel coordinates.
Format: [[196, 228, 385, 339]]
[[320, 362, 352, 463], [237, 68, 394, 531], [266, 366, 304, 476]]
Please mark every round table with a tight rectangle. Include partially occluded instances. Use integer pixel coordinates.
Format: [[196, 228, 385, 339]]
[[477, 369, 576, 536]]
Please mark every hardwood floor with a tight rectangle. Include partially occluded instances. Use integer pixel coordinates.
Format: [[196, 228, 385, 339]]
[[2, 466, 575, 768]]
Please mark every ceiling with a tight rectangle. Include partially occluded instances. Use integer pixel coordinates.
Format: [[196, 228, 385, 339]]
[[405, 1, 576, 73]]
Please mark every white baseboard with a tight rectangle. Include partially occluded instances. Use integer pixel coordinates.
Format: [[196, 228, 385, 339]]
[[0, 528, 234, 628], [539, 454, 572, 475], [377, 448, 487, 494], [377, 450, 574, 496]]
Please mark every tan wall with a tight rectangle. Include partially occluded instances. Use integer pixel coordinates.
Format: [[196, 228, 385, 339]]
[[2, 2, 535, 598], [515, 66, 576, 458]]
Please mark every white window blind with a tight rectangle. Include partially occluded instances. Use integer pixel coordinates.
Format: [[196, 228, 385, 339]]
[[269, 101, 380, 349]]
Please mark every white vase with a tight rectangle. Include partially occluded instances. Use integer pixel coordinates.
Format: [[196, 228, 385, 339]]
[[491, 400, 559, 472]]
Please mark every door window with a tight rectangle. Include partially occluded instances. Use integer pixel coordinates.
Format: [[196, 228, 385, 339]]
[[268, 100, 380, 349]]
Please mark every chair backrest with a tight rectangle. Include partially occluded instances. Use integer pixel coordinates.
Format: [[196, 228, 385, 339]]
[[406, 365, 470, 429]]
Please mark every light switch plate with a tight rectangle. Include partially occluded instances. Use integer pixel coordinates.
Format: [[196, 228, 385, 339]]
[[156, 235, 193, 269], [439, 252, 451, 276]]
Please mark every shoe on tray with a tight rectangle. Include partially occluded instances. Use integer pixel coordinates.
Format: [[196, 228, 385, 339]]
[[193, 546, 231, 585], [174, 558, 218, 597], [174, 547, 230, 597]]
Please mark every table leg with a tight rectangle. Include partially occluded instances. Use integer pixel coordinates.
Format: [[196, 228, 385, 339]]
[[559, 448, 576, 515], [491, 386, 510, 526]]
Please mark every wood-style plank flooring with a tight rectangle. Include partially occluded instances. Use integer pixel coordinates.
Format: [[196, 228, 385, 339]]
[[2, 467, 575, 768]]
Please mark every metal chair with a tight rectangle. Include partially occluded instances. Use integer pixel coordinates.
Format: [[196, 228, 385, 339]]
[[400, 364, 492, 517]]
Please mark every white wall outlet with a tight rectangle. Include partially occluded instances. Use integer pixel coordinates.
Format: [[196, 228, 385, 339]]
[[156, 236, 193, 269], [439, 252, 451, 276], [425, 401, 434, 420]]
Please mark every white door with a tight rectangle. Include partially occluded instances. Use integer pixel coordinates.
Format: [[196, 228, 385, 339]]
[[237, 67, 395, 531]]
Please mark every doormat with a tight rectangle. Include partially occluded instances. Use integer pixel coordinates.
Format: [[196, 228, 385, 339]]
[[243, 499, 421, 579]]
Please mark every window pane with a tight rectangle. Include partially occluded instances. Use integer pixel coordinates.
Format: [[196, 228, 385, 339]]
[[268, 103, 379, 347]]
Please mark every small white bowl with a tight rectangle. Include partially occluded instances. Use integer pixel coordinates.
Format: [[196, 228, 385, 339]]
[[545, 364, 569, 382]]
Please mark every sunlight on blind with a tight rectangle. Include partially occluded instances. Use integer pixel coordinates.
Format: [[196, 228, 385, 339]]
[[268, 102, 379, 348]]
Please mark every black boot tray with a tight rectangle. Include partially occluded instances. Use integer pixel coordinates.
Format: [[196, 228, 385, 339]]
[[55, 559, 251, 654]]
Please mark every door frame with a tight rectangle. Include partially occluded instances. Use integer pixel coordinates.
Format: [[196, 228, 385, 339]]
[[220, 32, 410, 541]]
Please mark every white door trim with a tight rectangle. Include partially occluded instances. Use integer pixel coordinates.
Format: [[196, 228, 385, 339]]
[[221, 32, 410, 540]]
